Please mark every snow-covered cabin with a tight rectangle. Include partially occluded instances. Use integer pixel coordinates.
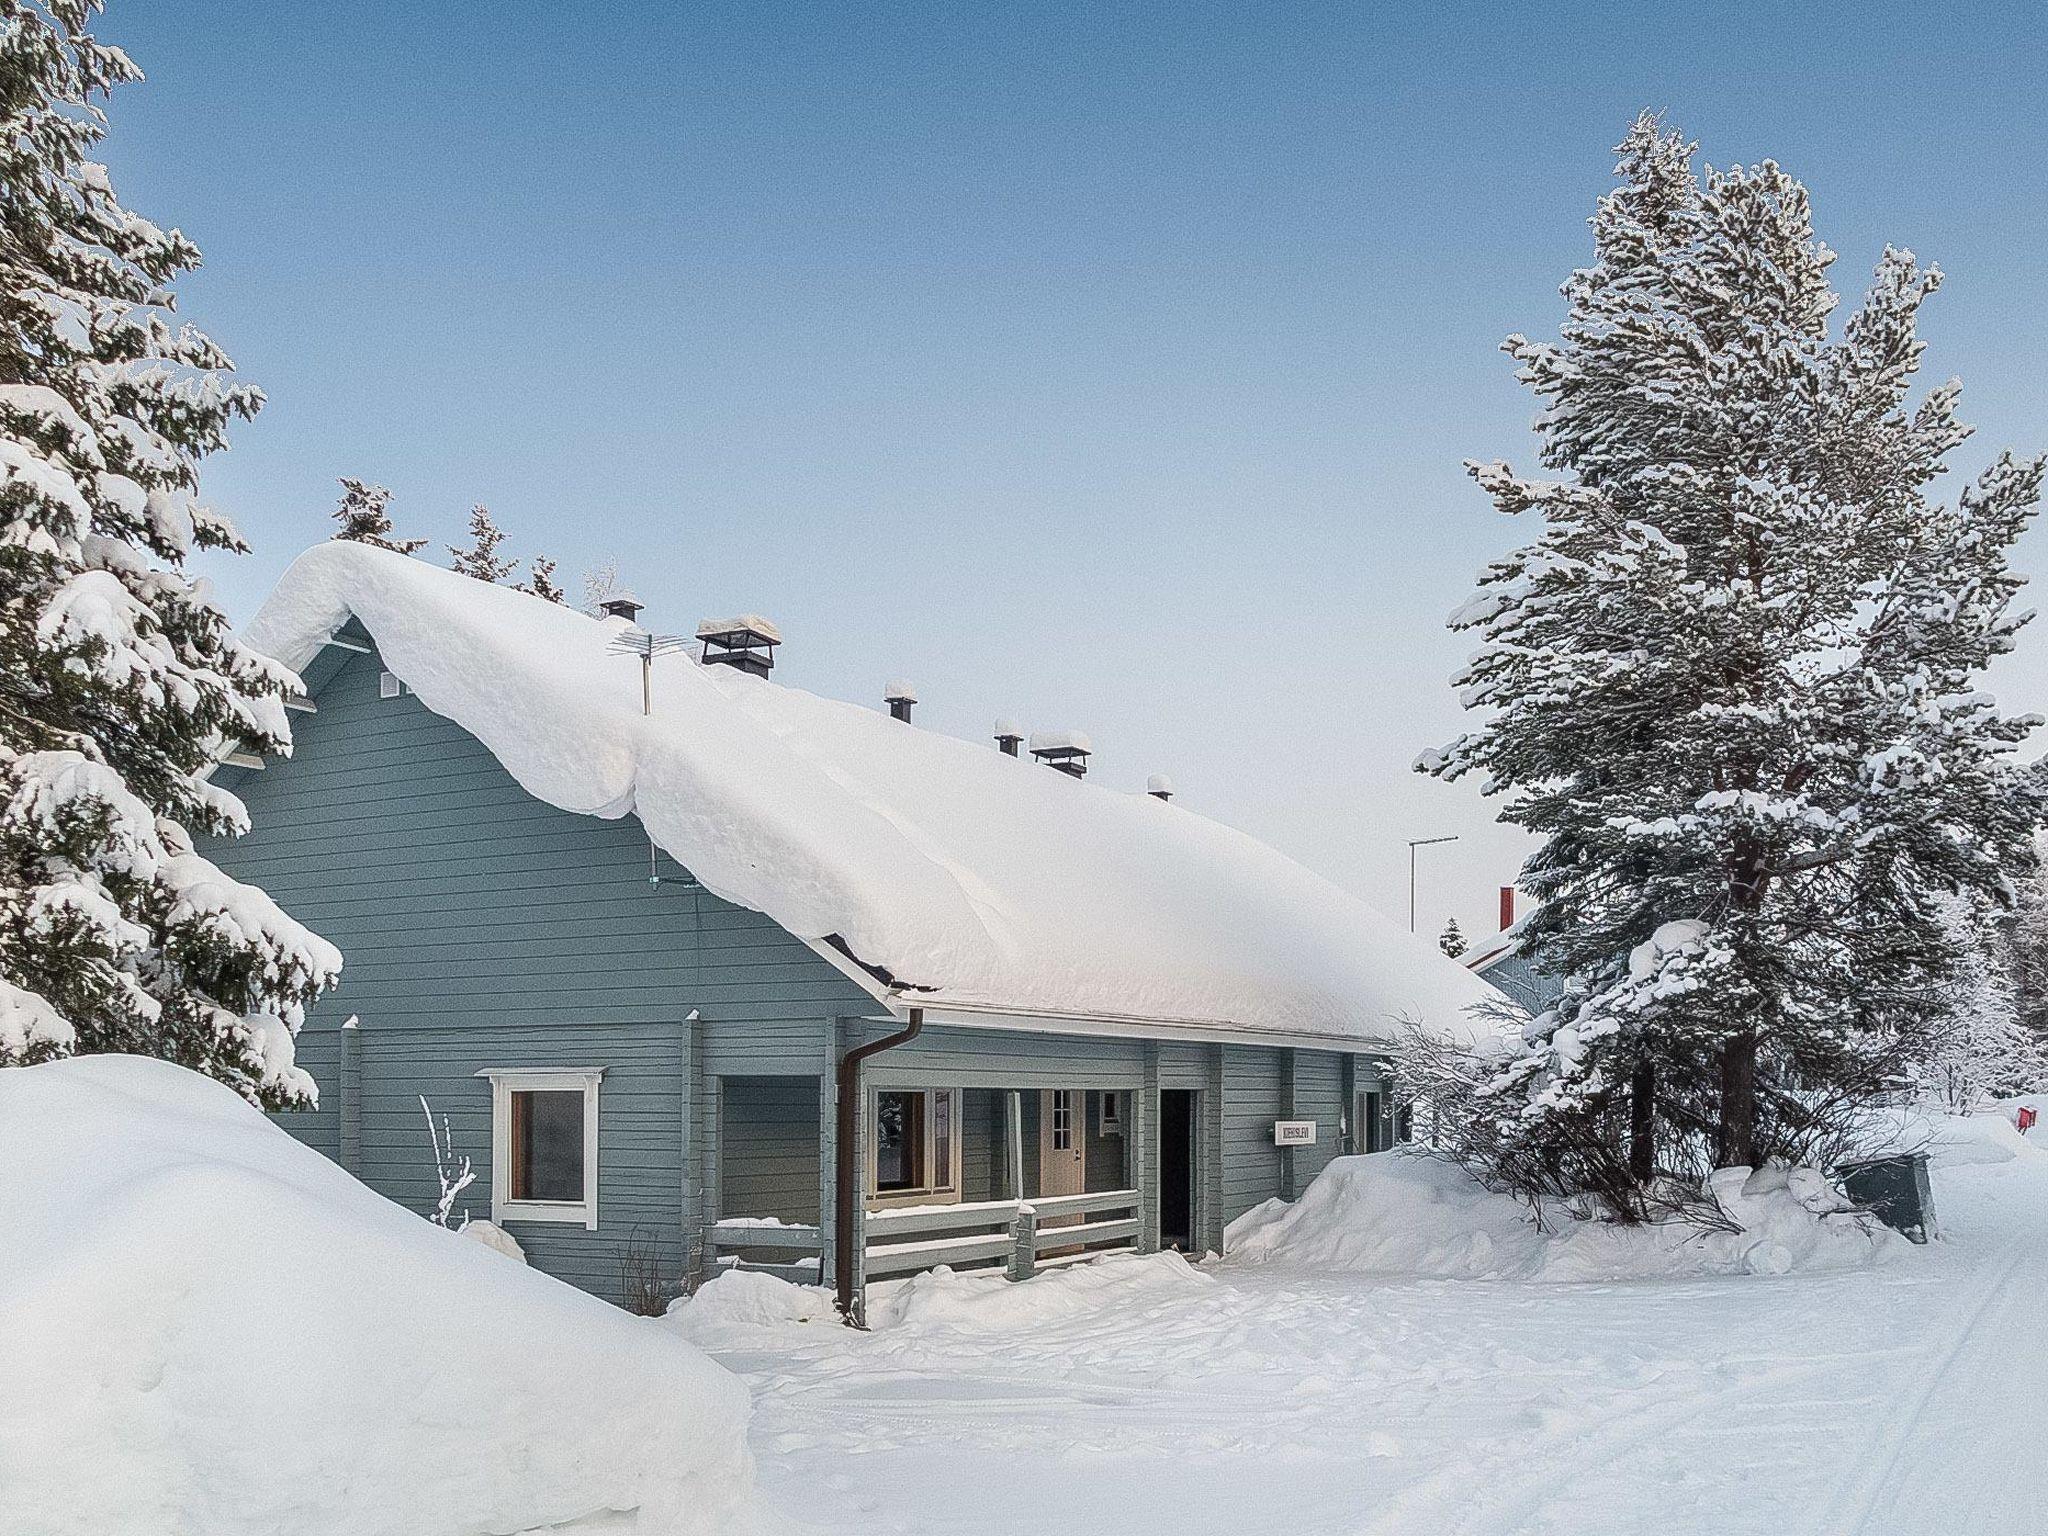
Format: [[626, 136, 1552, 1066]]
[[210, 543, 1500, 1308]]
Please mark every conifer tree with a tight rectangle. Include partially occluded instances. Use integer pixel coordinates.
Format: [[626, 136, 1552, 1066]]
[[448, 503, 516, 583], [1422, 115, 2046, 1202], [519, 556, 565, 603], [1439, 918, 1467, 960], [0, 0, 339, 1103], [329, 476, 423, 553]]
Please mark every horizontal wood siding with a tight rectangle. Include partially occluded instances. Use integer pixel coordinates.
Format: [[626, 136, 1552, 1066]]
[[278, 1027, 342, 1160], [206, 639, 871, 1304], [960, 1088, 1004, 1202], [1291, 1050, 1347, 1188], [864, 1024, 1146, 1089], [1219, 1044, 1286, 1230], [356, 1020, 686, 1300], [720, 1076, 822, 1224]]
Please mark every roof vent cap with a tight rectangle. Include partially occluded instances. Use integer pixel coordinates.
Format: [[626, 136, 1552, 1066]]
[[1030, 729, 1093, 778], [599, 593, 643, 623], [697, 615, 781, 677], [1146, 773, 1175, 802], [994, 718, 1023, 756], [884, 679, 918, 722]]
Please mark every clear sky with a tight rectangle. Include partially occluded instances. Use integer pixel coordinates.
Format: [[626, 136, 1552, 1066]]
[[100, 1, 2048, 944]]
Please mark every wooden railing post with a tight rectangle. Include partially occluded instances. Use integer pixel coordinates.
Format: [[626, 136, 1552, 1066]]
[[1008, 1204, 1038, 1281]]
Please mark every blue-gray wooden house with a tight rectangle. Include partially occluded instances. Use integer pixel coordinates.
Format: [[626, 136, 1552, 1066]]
[[207, 544, 1499, 1310]]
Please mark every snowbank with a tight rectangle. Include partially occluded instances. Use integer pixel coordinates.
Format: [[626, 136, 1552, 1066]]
[[242, 542, 1503, 1045], [0, 1057, 773, 1536], [670, 1252, 1210, 1345], [1223, 1152, 1902, 1281]]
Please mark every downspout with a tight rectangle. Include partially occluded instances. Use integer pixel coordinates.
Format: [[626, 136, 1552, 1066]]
[[834, 1006, 924, 1325]]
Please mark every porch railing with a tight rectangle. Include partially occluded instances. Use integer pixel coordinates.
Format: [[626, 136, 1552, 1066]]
[[704, 1188, 1142, 1288], [867, 1188, 1141, 1281]]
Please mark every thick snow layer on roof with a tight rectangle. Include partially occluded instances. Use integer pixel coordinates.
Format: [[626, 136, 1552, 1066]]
[[244, 543, 1504, 1044], [0, 1056, 768, 1536]]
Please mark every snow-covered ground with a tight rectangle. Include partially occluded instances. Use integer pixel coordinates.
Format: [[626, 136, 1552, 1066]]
[[675, 1122, 2048, 1536], [0, 1057, 777, 1536]]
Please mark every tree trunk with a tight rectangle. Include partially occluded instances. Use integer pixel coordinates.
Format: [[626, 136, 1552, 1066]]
[[1628, 1060, 1656, 1184], [1718, 1031, 1758, 1168]]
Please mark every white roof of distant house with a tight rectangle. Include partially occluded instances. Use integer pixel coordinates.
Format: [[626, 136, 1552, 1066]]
[[244, 544, 1505, 1047]]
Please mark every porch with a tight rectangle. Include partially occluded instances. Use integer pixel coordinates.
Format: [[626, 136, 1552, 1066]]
[[703, 1085, 1151, 1290]]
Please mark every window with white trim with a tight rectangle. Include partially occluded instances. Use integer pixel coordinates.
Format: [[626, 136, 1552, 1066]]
[[868, 1087, 962, 1205], [479, 1067, 603, 1228], [1097, 1090, 1123, 1137]]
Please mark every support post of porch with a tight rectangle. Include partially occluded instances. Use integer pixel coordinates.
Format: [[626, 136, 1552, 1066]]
[[1005, 1089, 1025, 1201], [1007, 1205, 1038, 1281], [1135, 1043, 1160, 1254]]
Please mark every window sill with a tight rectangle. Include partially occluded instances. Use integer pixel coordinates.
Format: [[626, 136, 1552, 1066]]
[[498, 1199, 597, 1229]]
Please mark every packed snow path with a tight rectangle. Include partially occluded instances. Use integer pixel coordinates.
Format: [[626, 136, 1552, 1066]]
[[685, 1153, 2047, 1536]]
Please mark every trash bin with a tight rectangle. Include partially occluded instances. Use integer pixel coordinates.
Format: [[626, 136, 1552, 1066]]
[[1836, 1152, 1937, 1244]]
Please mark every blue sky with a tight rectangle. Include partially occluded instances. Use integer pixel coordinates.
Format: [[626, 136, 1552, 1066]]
[[103, 2, 2048, 942]]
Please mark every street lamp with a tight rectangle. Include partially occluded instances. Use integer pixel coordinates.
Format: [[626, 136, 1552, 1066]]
[[1407, 835, 1459, 933]]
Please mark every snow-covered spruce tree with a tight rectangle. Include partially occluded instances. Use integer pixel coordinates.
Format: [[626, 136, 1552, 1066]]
[[1439, 918, 1467, 959], [0, 0, 338, 1102], [519, 555, 565, 603], [1913, 896, 2046, 1112], [1421, 115, 2046, 1210], [329, 475, 423, 553], [448, 503, 517, 583]]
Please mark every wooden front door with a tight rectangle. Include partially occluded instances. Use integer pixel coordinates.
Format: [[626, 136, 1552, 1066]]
[[1039, 1089, 1085, 1215]]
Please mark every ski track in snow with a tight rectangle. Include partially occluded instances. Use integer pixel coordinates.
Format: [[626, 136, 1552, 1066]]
[[696, 1155, 2048, 1536]]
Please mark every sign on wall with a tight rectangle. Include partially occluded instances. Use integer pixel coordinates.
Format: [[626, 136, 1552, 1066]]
[[1272, 1120, 1316, 1146]]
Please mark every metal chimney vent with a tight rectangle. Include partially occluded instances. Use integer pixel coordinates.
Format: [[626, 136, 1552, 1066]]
[[1029, 729, 1093, 778], [697, 615, 781, 677], [1146, 773, 1175, 802], [994, 718, 1023, 757], [884, 679, 918, 723], [599, 594, 643, 623]]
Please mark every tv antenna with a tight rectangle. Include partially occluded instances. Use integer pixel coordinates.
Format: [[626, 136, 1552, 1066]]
[[608, 626, 692, 887], [607, 627, 690, 717]]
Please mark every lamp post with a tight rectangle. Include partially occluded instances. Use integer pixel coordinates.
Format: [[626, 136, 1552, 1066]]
[[1407, 835, 1459, 933]]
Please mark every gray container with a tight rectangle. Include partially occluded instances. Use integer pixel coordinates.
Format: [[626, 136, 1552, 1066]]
[[1837, 1152, 1937, 1244]]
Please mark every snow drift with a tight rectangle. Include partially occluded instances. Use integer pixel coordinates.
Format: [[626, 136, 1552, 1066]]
[[241, 541, 1503, 1046], [1223, 1152, 1903, 1281], [671, 1251, 1212, 1345], [0, 1056, 771, 1536]]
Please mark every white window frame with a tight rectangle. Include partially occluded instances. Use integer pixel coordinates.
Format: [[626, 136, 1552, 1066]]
[[477, 1067, 604, 1228], [866, 1087, 963, 1208], [1097, 1090, 1123, 1137]]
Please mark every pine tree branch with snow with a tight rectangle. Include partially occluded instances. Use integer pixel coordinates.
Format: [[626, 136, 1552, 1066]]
[[1420, 114, 2048, 1209], [329, 477, 424, 554], [0, 0, 339, 1104], [448, 504, 517, 584], [519, 555, 565, 603]]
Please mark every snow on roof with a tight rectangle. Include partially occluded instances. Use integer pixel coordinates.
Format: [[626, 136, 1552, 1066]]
[[993, 717, 1022, 738], [1028, 729, 1092, 756], [695, 614, 781, 643], [245, 544, 1505, 1045], [884, 679, 918, 703]]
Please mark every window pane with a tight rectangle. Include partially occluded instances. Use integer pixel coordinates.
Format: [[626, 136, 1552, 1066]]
[[1052, 1090, 1073, 1151], [875, 1090, 926, 1192], [933, 1092, 952, 1187], [512, 1089, 584, 1202]]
